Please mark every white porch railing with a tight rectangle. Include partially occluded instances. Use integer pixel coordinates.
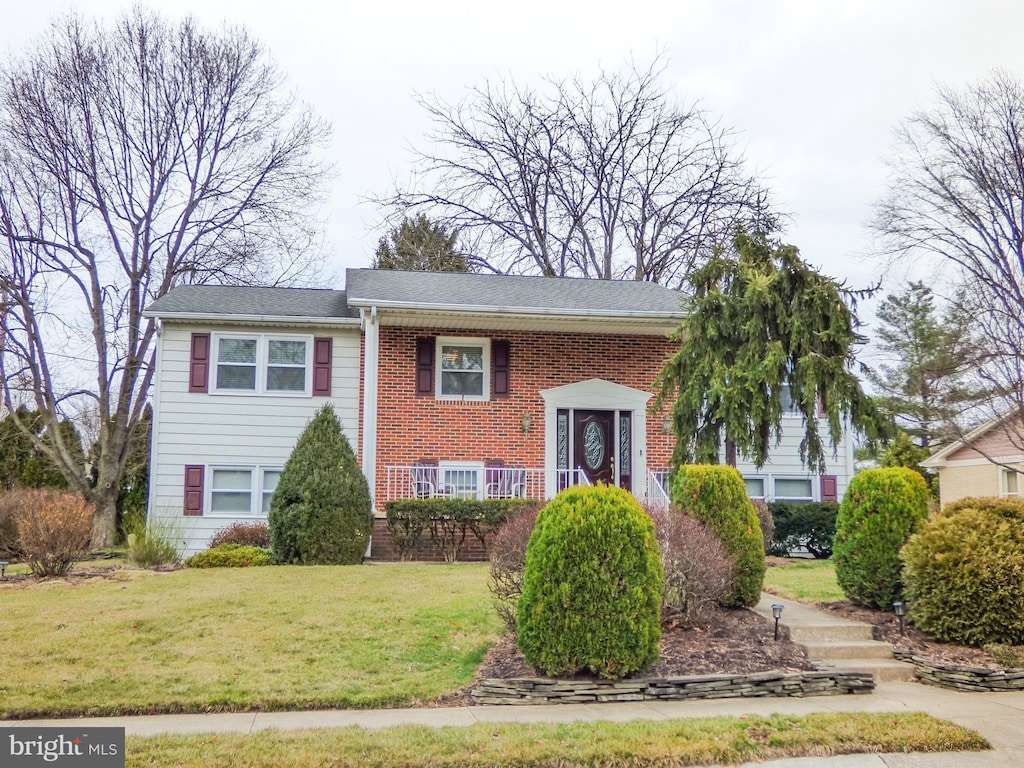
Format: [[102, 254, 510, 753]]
[[646, 469, 673, 509], [383, 466, 592, 502]]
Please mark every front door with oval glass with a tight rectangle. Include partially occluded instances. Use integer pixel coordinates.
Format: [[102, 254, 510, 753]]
[[573, 410, 624, 488]]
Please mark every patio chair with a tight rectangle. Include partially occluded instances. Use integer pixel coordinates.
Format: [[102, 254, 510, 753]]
[[411, 460, 454, 499]]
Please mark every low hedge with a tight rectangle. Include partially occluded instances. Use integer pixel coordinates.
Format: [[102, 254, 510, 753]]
[[185, 544, 273, 568], [769, 502, 839, 559], [384, 498, 541, 562]]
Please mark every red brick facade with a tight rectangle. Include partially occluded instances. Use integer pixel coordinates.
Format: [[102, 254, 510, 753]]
[[370, 325, 678, 504]]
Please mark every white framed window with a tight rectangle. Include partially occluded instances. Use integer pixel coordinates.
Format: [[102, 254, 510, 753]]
[[436, 337, 490, 400], [780, 382, 802, 415], [744, 477, 766, 498], [774, 477, 814, 501], [208, 466, 283, 517], [1002, 468, 1020, 497], [212, 333, 312, 396], [439, 460, 485, 500]]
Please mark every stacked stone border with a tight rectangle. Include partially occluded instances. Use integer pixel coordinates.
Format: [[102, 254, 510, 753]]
[[894, 651, 1024, 692], [472, 670, 874, 704]]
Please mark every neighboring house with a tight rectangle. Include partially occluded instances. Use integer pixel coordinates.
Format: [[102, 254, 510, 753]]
[[922, 415, 1024, 507], [145, 270, 855, 556]]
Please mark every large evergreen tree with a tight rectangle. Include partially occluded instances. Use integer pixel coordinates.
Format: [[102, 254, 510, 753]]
[[867, 282, 978, 449], [656, 229, 888, 472], [372, 214, 470, 272], [268, 404, 371, 565]]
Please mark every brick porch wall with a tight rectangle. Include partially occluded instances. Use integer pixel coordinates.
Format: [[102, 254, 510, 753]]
[[368, 518, 492, 562], [372, 325, 677, 505]]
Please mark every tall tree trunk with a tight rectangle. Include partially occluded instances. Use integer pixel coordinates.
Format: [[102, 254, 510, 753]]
[[725, 437, 738, 468]]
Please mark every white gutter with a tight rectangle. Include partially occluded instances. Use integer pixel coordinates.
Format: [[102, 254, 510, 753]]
[[345, 297, 684, 321], [141, 310, 362, 326]]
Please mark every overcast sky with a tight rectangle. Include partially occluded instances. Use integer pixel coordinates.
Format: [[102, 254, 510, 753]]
[[4, 0, 1023, 332]]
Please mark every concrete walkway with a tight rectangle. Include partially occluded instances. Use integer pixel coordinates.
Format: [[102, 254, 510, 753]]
[[4, 596, 1023, 766]]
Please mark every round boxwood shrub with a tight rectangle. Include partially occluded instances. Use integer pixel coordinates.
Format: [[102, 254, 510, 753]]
[[671, 465, 765, 607], [517, 484, 663, 679], [269, 404, 372, 565], [185, 544, 273, 568], [833, 467, 928, 609], [901, 496, 1024, 646]]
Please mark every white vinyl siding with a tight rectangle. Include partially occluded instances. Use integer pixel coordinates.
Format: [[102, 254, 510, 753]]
[[148, 323, 360, 554]]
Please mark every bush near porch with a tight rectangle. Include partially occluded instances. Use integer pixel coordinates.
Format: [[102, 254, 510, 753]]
[[384, 498, 541, 561]]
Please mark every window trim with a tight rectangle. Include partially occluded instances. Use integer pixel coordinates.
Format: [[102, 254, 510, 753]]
[[211, 333, 313, 397], [743, 476, 767, 499], [772, 475, 815, 502], [435, 337, 490, 401], [206, 465, 283, 517], [1002, 467, 1020, 497], [438, 460, 485, 500]]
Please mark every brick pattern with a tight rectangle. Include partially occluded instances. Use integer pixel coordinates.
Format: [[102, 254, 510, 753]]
[[372, 326, 677, 504]]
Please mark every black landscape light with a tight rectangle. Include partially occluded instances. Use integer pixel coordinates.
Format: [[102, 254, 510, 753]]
[[771, 604, 784, 641], [893, 601, 907, 636], [0, 561, 7, 578]]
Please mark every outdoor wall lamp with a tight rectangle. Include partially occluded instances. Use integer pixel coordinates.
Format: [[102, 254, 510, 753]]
[[771, 604, 784, 641], [0, 561, 8, 578], [520, 411, 533, 434], [893, 601, 907, 636], [662, 415, 673, 435]]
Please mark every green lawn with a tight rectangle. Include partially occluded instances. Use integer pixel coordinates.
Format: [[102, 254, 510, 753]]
[[0, 563, 501, 718], [763, 558, 845, 602], [125, 713, 987, 767]]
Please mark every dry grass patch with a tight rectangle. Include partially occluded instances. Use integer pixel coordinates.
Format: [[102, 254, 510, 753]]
[[125, 712, 986, 767], [0, 563, 500, 718]]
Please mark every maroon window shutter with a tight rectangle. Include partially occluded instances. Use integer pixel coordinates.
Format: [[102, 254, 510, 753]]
[[189, 333, 210, 393], [184, 465, 205, 516], [415, 337, 435, 396], [313, 337, 332, 396], [492, 340, 510, 398], [820, 474, 838, 502], [816, 396, 826, 418]]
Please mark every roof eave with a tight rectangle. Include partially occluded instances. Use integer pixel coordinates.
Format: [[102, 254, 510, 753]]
[[142, 310, 361, 326], [346, 296, 685, 321]]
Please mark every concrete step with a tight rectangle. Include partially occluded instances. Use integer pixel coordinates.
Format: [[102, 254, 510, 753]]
[[787, 622, 875, 643], [815, 658, 917, 683], [801, 640, 895, 660]]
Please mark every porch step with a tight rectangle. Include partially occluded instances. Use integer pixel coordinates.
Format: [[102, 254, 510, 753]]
[[787, 622, 875, 643], [815, 658, 917, 683], [801, 639, 895, 660]]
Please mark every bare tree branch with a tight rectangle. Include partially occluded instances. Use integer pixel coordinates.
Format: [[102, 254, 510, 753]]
[[0, 8, 331, 546]]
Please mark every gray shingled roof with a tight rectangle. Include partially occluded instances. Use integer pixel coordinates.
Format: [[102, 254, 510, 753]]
[[345, 269, 684, 316], [145, 285, 357, 319]]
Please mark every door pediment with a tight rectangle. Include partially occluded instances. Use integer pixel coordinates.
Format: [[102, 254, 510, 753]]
[[540, 378, 652, 410]]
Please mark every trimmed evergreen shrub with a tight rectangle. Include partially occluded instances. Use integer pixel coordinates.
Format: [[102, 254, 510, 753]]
[[901, 496, 1024, 646], [517, 485, 663, 679], [209, 522, 270, 550], [269, 404, 372, 565], [646, 505, 733, 626], [769, 501, 839, 559], [671, 465, 765, 607], [186, 544, 273, 568], [833, 467, 928, 609]]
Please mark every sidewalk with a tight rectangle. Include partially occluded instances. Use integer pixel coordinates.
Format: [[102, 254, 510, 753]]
[[4, 681, 1023, 766]]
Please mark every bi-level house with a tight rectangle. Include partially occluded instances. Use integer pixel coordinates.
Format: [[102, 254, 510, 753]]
[[145, 269, 853, 555]]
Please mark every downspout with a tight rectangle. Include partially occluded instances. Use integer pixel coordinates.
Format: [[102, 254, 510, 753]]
[[361, 306, 380, 552]]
